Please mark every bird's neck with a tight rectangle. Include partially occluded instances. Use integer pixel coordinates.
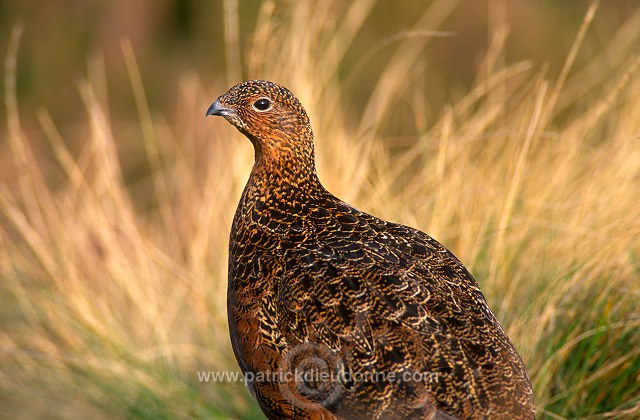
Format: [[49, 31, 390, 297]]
[[247, 135, 321, 197]]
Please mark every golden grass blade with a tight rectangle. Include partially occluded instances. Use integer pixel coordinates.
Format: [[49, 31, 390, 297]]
[[542, 0, 599, 125], [489, 81, 548, 305], [223, 0, 241, 83]]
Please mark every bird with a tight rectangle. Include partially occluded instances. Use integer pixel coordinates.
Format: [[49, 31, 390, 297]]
[[206, 80, 535, 419]]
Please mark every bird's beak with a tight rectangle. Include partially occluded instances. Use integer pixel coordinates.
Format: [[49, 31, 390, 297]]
[[206, 100, 233, 117]]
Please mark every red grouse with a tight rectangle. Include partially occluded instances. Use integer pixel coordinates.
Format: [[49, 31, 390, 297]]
[[206, 80, 535, 419]]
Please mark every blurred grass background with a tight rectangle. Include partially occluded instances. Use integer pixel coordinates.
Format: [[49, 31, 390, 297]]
[[1, 1, 639, 419]]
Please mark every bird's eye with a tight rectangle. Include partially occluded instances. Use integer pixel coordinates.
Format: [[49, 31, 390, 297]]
[[253, 98, 271, 112]]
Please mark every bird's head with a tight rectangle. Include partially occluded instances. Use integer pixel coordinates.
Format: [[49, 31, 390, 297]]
[[206, 80, 314, 156]]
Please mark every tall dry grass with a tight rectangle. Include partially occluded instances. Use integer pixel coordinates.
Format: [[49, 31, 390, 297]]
[[1, 1, 639, 418]]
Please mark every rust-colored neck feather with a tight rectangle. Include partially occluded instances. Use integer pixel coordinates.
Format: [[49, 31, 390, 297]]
[[248, 123, 320, 196]]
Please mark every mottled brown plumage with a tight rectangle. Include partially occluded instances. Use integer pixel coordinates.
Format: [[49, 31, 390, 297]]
[[206, 80, 535, 419]]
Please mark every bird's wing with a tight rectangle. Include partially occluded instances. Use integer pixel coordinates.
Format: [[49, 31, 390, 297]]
[[274, 224, 522, 417], [276, 224, 500, 351]]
